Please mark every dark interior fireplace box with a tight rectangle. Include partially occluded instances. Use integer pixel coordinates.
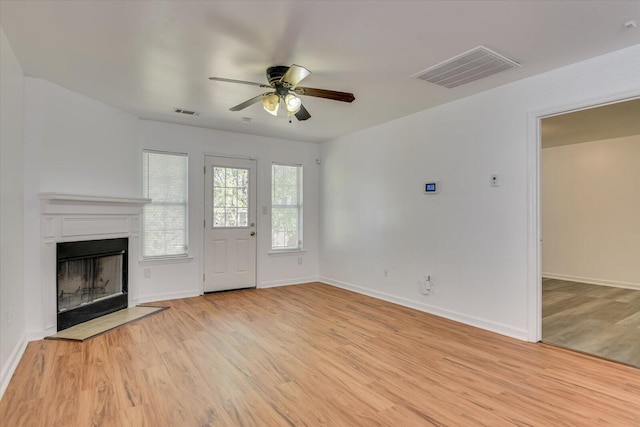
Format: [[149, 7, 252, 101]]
[[56, 237, 128, 331]]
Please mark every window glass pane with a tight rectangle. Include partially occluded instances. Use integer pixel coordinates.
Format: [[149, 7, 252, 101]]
[[238, 187, 248, 207], [237, 170, 248, 207], [143, 204, 186, 256], [238, 208, 248, 226], [145, 154, 187, 202], [272, 207, 299, 249], [142, 151, 188, 258], [213, 208, 226, 227], [212, 166, 249, 228], [213, 167, 225, 187], [281, 184, 297, 203]]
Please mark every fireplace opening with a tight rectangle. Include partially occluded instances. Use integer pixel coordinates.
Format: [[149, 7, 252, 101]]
[[56, 238, 128, 331]]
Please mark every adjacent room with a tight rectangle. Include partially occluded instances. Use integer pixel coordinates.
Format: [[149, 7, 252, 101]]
[[1, 1, 639, 425], [541, 98, 640, 367]]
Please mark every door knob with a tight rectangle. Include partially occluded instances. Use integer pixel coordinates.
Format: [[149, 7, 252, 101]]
[[250, 231, 256, 236]]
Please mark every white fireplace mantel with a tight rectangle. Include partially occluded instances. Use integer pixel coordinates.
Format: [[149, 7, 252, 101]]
[[38, 193, 150, 335], [40, 192, 151, 215]]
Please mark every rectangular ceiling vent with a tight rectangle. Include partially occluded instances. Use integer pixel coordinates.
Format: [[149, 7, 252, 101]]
[[413, 46, 520, 89], [174, 108, 199, 116]]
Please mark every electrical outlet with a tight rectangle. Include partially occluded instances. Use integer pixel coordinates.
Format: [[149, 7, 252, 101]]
[[383, 268, 388, 278], [297, 256, 303, 265], [419, 280, 429, 295], [420, 274, 434, 295]]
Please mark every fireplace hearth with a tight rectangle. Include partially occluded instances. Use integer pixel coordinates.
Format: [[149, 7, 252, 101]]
[[56, 238, 128, 331]]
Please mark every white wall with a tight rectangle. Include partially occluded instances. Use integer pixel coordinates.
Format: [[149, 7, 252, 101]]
[[20, 77, 320, 335], [542, 135, 640, 289], [137, 120, 320, 301], [320, 44, 640, 340], [0, 26, 27, 396], [23, 77, 140, 334]]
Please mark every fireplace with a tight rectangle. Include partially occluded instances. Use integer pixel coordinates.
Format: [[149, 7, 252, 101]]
[[56, 238, 128, 331], [38, 193, 149, 337]]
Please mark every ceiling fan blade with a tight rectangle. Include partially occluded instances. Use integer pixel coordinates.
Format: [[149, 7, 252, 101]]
[[280, 64, 311, 88], [293, 86, 355, 103], [229, 92, 272, 111], [295, 104, 311, 121], [209, 77, 271, 88]]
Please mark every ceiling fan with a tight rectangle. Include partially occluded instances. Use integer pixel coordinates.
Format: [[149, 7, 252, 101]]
[[209, 64, 355, 121]]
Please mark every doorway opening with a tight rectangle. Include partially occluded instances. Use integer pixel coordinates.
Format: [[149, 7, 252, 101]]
[[538, 97, 640, 367]]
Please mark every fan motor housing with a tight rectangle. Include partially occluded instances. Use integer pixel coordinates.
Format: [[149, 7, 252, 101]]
[[266, 66, 289, 85]]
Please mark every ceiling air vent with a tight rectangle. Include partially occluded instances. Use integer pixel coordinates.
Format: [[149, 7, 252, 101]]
[[174, 108, 199, 116], [413, 46, 520, 89]]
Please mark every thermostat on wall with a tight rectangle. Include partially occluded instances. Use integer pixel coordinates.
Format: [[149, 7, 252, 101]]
[[424, 181, 440, 194]]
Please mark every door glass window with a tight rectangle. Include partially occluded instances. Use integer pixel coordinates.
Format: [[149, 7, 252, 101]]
[[212, 166, 249, 228]]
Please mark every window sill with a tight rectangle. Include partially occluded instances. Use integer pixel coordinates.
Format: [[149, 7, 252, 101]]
[[268, 249, 306, 256], [139, 256, 194, 266]]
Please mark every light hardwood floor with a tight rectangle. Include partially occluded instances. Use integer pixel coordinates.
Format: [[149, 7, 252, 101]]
[[542, 278, 640, 367], [2, 282, 639, 426]]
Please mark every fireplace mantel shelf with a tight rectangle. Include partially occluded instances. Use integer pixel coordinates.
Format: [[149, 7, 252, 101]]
[[39, 193, 151, 206], [39, 193, 151, 216]]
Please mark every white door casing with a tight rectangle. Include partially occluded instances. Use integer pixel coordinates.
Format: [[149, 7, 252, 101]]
[[204, 156, 257, 292]]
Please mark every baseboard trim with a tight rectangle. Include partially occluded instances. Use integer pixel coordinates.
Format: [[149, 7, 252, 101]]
[[259, 276, 319, 289], [320, 277, 528, 341], [138, 289, 201, 304], [542, 273, 640, 291], [0, 333, 28, 400], [27, 327, 56, 342]]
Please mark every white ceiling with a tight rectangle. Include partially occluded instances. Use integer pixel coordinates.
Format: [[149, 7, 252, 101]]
[[1, 0, 639, 143]]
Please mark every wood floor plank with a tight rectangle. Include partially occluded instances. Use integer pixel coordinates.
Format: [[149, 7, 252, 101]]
[[2, 282, 640, 426]]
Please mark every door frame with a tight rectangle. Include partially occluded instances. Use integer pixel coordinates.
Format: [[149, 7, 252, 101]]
[[526, 91, 640, 342], [201, 152, 260, 293]]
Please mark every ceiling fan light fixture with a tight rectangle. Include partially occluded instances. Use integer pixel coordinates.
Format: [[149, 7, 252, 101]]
[[262, 93, 280, 116], [285, 94, 302, 114], [211, 63, 355, 122]]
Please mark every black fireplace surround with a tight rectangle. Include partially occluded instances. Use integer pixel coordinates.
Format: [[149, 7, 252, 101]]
[[56, 238, 128, 331]]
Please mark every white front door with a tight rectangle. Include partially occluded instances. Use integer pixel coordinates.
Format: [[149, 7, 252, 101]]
[[204, 156, 257, 292]]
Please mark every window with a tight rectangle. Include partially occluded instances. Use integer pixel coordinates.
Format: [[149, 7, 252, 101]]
[[142, 150, 188, 258], [271, 163, 302, 250]]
